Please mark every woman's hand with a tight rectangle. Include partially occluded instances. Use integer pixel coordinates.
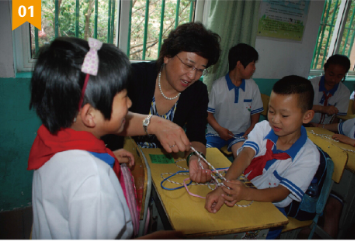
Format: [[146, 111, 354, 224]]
[[113, 149, 135, 168], [148, 116, 190, 153], [189, 155, 212, 183]]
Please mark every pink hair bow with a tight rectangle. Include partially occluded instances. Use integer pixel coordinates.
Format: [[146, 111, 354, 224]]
[[81, 37, 103, 76], [78, 38, 103, 110]]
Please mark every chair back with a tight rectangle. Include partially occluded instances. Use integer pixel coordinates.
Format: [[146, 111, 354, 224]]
[[285, 147, 332, 221], [307, 150, 334, 238], [123, 137, 151, 237], [261, 94, 269, 117], [348, 99, 354, 115]]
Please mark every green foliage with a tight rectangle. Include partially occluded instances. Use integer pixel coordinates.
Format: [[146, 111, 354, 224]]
[[31, 0, 194, 60]]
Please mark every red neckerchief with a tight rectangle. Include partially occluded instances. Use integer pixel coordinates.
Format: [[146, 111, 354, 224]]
[[28, 125, 127, 199], [244, 139, 290, 180], [319, 91, 333, 124]]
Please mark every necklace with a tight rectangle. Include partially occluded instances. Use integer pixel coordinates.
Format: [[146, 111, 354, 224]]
[[158, 72, 181, 100]]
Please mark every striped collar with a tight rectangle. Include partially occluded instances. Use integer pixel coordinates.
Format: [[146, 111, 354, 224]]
[[264, 125, 307, 161]]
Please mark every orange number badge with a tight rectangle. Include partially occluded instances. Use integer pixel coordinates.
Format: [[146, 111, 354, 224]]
[[12, 0, 41, 31]]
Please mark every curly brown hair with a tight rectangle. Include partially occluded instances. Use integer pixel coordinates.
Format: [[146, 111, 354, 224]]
[[156, 22, 221, 70]]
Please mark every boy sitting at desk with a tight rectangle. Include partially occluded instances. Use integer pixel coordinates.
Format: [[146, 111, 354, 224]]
[[311, 118, 355, 237], [205, 76, 320, 238], [206, 43, 263, 158]]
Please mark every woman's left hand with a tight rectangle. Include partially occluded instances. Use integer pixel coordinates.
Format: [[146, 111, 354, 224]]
[[149, 116, 191, 153], [113, 149, 135, 168]]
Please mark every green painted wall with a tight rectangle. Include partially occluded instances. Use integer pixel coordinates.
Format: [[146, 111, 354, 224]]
[[0, 77, 41, 211], [0, 76, 353, 211]]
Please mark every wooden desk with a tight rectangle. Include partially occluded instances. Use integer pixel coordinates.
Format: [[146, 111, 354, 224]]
[[306, 127, 348, 183], [306, 127, 355, 238], [140, 147, 288, 238]]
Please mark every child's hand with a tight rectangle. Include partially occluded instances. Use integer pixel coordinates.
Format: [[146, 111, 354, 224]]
[[189, 156, 212, 183], [113, 149, 135, 168], [332, 134, 355, 146], [217, 127, 234, 141], [324, 106, 339, 116], [243, 127, 253, 138], [205, 187, 225, 213], [221, 180, 247, 207]]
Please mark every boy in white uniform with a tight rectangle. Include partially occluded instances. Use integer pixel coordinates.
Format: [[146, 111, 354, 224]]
[[205, 76, 320, 239], [28, 37, 186, 239], [312, 117, 355, 238], [206, 43, 263, 158], [310, 54, 351, 124]]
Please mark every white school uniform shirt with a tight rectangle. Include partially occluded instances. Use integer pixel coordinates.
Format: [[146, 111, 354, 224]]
[[338, 118, 355, 139], [310, 76, 350, 124], [32, 150, 133, 239], [238, 121, 320, 208], [207, 73, 263, 135]]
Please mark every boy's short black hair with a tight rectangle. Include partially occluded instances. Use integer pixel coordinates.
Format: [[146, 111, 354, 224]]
[[30, 37, 130, 134], [324, 54, 351, 73], [228, 43, 258, 71], [272, 75, 314, 112], [156, 22, 221, 69]]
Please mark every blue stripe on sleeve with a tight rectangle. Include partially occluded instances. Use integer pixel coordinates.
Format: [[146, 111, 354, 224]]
[[338, 112, 347, 116], [251, 107, 264, 115], [274, 171, 304, 200], [243, 141, 259, 156], [207, 107, 215, 113]]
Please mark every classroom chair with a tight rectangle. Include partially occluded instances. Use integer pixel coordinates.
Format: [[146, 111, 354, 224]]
[[260, 93, 270, 117], [348, 99, 354, 115], [220, 145, 233, 161], [280, 147, 334, 239], [123, 137, 152, 237], [337, 99, 355, 121]]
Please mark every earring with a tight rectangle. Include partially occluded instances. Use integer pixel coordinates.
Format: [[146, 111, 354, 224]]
[[73, 117, 77, 122]]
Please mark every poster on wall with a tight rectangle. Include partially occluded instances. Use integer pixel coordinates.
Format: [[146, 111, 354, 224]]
[[257, 0, 310, 41]]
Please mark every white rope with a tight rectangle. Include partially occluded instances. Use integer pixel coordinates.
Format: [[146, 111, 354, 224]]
[[309, 129, 355, 153], [188, 146, 254, 207]]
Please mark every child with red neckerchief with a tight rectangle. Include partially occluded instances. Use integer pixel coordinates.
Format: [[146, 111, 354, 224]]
[[28, 37, 187, 239]]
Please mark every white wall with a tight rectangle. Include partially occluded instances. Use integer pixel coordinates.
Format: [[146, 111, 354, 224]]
[[0, 1, 15, 78], [254, 0, 325, 79]]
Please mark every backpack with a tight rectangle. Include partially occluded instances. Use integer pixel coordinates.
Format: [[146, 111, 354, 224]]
[[284, 146, 329, 221], [121, 164, 140, 237]]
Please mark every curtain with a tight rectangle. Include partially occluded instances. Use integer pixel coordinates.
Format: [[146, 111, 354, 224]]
[[203, 0, 261, 92]]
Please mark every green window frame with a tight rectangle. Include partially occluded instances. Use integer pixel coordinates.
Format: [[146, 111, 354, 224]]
[[310, 0, 355, 77], [13, 0, 207, 73]]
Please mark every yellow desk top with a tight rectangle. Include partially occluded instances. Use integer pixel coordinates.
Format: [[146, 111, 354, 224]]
[[141, 148, 288, 238], [306, 127, 349, 182]]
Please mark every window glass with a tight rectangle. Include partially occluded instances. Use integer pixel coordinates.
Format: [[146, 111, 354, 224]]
[[311, 0, 355, 74], [29, 0, 195, 61], [129, 0, 194, 60], [337, 0, 355, 71]]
